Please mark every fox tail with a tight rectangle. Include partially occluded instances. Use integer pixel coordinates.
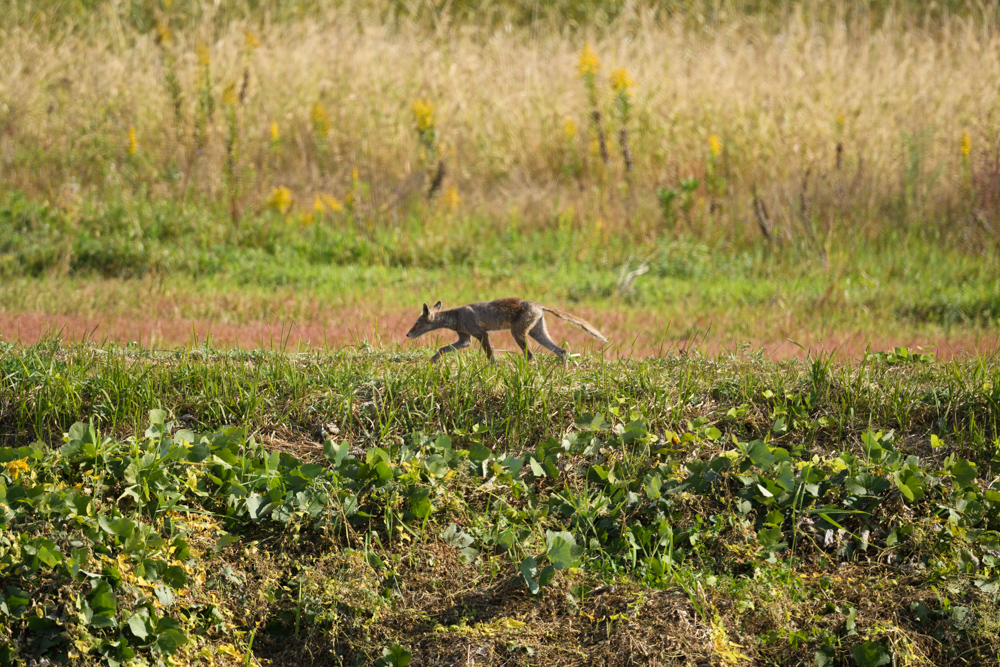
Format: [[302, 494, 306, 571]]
[[540, 306, 609, 343]]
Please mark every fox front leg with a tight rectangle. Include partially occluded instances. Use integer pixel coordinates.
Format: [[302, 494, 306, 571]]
[[473, 332, 496, 362], [430, 333, 471, 362]]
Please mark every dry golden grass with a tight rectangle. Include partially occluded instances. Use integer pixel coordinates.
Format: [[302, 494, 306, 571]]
[[2, 2, 999, 245]]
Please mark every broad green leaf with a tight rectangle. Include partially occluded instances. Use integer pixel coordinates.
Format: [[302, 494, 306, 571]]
[[644, 473, 662, 500], [757, 527, 783, 549], [747, 441, 776, 470], [468, 443, 492, 464], [162, 566, 188, 589], [408, 488, 432, 519], [851, 641, 892, 667], [545, 531, 584, 570], [951, 459, 978, 488], [127, 613, 150, 639], [528, 457, 546, 478], [323, 440, 350, 468], [520, 556, 540, 595]]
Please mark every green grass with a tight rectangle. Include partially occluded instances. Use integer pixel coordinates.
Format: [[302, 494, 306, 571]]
[[2, 191, 999, 351], [1, 342, 999, 665]]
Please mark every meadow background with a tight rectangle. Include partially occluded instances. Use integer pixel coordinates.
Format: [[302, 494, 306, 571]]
[[2, 2, 1000, 667]]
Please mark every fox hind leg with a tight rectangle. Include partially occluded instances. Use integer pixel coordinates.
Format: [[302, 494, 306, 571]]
[[431, 333, 471, 362], [529, 317, 567, 361]]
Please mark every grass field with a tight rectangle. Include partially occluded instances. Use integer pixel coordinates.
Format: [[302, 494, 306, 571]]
[[2, 0, 1000, 665]]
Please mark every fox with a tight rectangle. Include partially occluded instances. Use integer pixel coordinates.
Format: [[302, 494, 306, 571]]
[[406, 297, 608, 363]]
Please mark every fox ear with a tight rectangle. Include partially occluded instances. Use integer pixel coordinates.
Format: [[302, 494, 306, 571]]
[[433, 301, 442, 310], [422, 303, 430, 316]]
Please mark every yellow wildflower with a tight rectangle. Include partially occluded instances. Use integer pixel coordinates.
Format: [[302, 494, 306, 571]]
[[267, 186, 293, 214], [222, 83, 237, 106], [835, 111, 846, 133], [444, 186, 460, 209], [961, 131, 971, 159], [412, 99, 435, 133], [609, 68, 634, 95], [5, 458, 29, 482], [127, 126, 137, 155], [577, 43, 601, 78], [155, 21, 173, 45], [708, 134, 722, 158], [312, 102, 329, 137], [196, 42, 210, 67], [320, 194, 344, 212], [270, 121, 280, 142], [352, 166, 359, 183], [564, 118, 578, 139], [244, 29, 260, 52]]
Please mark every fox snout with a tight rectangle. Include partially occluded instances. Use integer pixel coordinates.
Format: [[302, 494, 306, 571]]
[[406, 321, 432, 338]]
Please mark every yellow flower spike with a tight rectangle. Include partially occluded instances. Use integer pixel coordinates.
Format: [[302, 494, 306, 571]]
[[445, 185, 460, 209], [244, 29, 260, 52], [312, 102, 329, 137], [411, 99, 435, 133], [5, 457, 29, 481], [320, 194, 344, 211], [127, 126, 137, 155], [352, 166, 359, 183], [267, 186, 293, 214], [155, 21, 173, 45], [961, 131, 971, 159], [835, 111, 846, 133], [577, 43, 601, 78], [222, 83, 237, 106], [709, 134, 722, 158], [313, 195, 325, 213], [196, 42, 210, 67], [563, 118, 577, 139], [609, 68, 634, 95], [270, 120, 280, 142]]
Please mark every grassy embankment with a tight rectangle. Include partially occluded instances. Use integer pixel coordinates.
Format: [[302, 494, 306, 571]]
[[1, 1, 999, 352], [0, 341, 999, 665]]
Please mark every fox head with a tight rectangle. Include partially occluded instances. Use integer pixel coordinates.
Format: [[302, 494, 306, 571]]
[[406, 301, 443, 338]]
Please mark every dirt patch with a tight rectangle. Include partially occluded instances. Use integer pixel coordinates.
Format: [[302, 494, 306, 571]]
[[2, 308, 997, 361]]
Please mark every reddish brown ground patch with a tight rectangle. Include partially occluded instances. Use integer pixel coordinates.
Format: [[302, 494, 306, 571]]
[[2, 308, 997, 360]]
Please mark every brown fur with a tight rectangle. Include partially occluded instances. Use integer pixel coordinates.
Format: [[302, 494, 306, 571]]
[[406, 298, 608, 363]]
